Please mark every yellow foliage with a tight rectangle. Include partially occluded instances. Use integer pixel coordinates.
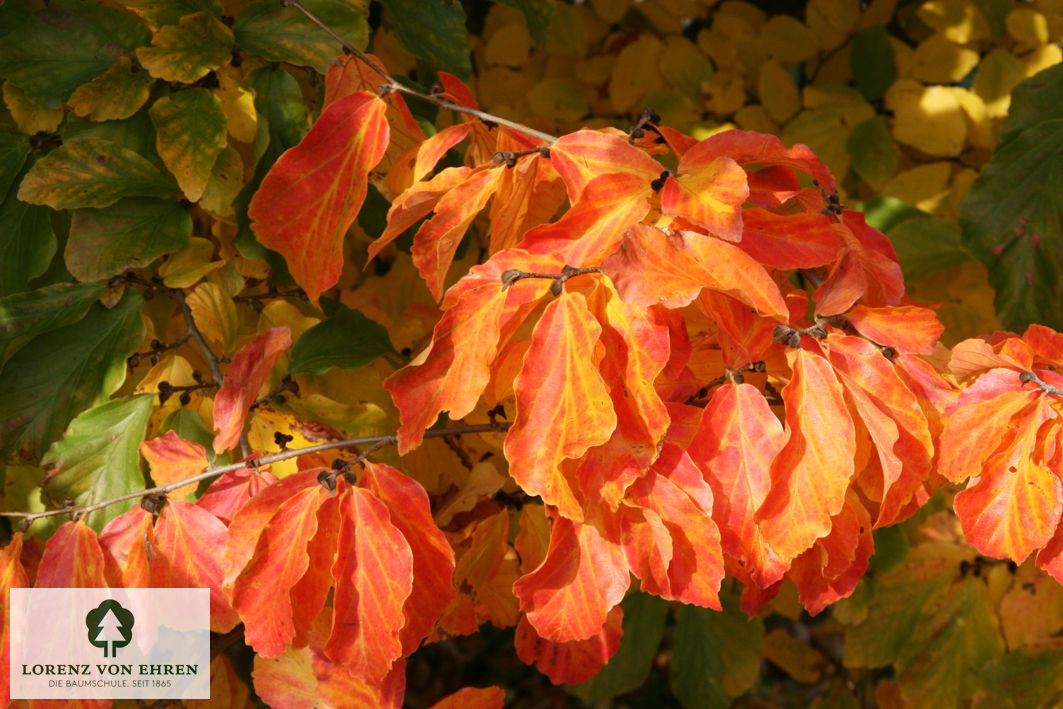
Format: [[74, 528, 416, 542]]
[[916, 0, 989, 44], [806, 0, 861, 50], [3, 81, 63, 134], [758, 58, 801, 123], [610, 34, 666, 112], [760, 15, 820, 62], [911, 35, 980, 83], [886, 81, 967, 157], [1006, 7, 1051, 45]]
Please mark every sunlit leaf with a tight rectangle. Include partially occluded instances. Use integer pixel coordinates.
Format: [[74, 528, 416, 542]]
[[213, 326, 293, 453], [35, 520, 106, 588], [137, 11, 233, 83]]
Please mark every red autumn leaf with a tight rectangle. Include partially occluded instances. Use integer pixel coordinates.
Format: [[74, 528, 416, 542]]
[[787, 491, 874, 615], [826, 335, 934, 527], [521, 172, 652, 266], [248, 91, 389, 304], [813, 211, 904, 315], [1024, 324, 1063, 366], [1, 534, 28, 706], [514, 606, 623, 685], [953, 396, 1061, 562], [231, 483, 330, 657], [213, 326, 292, 454], [99, 506, 154, 587], [689, 381, 788, 584], [398, 123, 471, 186], [35, 520, 106, 588], [548, 129, 662, 201], [661, 152, 748, 241], [505, 291, 617, 520], [325, 484, 413, 683], [196, 467, 279, 525], [602, 224, 788, 318], [513, 516, 629, 642], [622, 444, 725, 608], [151, 499, 240, 632], [756, 347, 856, 572], [428, 686, 506, 709], [696, 290, 779, 369], [411, 166, 504, 301], [385, 250, 563, 453], [845, 305, 944, 355], [361, 462, 456, 654], [737, 209, 839, 269], [291, 494, 341, 650], [141, 430, 208, 498]]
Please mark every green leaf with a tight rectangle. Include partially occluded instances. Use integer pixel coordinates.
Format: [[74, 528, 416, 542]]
[[894, 577, 1004, 707], [382, 0, 473, 79], [847, 116, 899, 189], [289, 306, 396, 374], [0, 176, 55, 297], [850, 25, 896, 102], [0, 130, 30, 199], [137, 11, 234, 83], [568, 591, 669, 701], [63, 109, 161, 164], [997, 63, 1063, 143], [18, 137, 176, 210], [66, 197, 193, 282], [980, 641, 1063, 709], [0, 283, 103, 345], [67, 57, 156, 123], [0, 292, 145, 459], [887, 214, 970, 282], [115, 0, 222, 30], [0, 0, 150, 109], [233, 0, 369, 72], [149, 89, 228, 202], [869, 525, 909, 575], [40, 394, 154, 531], [959, 119, 1063, 330], [161, 408, 228, 466], [496, 0, 557, 47], [670, 594, 764, 708], [973, 0, 1015, 42], [0, 465, 62, 539]]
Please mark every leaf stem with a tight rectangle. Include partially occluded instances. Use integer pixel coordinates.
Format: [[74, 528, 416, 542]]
[[2, 421, 511, 529], [1020, 370, 1063, 396], [280, 0, 558, 145]]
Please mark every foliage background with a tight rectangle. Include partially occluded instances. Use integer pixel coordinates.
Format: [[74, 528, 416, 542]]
[[1, 0, 1062, 706]]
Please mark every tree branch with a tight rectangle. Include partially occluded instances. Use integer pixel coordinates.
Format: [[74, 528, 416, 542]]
[[280, 0, 558, 145], [2, 421, 512, 530]]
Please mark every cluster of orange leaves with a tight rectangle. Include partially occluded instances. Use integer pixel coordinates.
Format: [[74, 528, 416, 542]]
[[4, 48, 1063, 706]]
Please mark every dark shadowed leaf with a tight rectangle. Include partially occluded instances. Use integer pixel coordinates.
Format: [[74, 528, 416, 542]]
[[289, 306, 396, 374]]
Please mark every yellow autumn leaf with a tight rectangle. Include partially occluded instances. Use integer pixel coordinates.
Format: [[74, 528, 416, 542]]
[[735, 104, 780, 134], [760, 15, 820, 62], [881, 162, 953, 214], [159, 237, 225, 288], [1007, 7, 1051, 45], [526, 77, 590, 123], [762, 628, 828, 684], [886, 80, 967, 156], [186, 280, 240, 352], [916, 0, 990, 44], [759, 58, 801, 123], [3, 81, 62, 134], [973, 48, 1027, 117], [911, 35, 980, 83], [858, 0, 899, 28], [906, 261, 1002, 346], [659, 36, 714, 100], [703, 70, 748, 116], [590, 0, 630, 23], [941, 166, 979, 219], [807, 0, 860, 50], [247, 407, 343, 479], [782, 100, 875, 181], [215, 65, 257, 144], [889, 36, 916, 77], [610, 33, 665, 112], [258, 300, 321, 345], [484, 22, 532, 68], [946, 86, 994, 151], [1020, 44, 1063, 76]]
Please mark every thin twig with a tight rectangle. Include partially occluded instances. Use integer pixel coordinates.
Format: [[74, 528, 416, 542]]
[[1021, 370, 1063, 396], [2, 421, 511, 528], [281, 0, 558, 145], [172, 288, 224, 387]]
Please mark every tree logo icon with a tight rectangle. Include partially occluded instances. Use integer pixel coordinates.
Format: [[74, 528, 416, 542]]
[[85, 599, 134, 658]]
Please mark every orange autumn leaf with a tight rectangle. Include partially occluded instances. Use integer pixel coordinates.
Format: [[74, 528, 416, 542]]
[[368, 166, 471, 263], [428, 685, 506, 709], [661, 152, 748, 241], [513, 516, 628, 643], [505, 291, 617, 520], [252, 645, 404, 709], [1, 534, 28, 707], [196, 467, 279, 525], [602, 224, 788, 318], [548, 129, 662, 201], [487, 141, 566, 253], [687, 130, 836, 196], [248, 91, 389, 304], [35, 520, 106, 588], [360, 462, 456, 655], [213, 326, 292, 454], [738, 209, 839, 269], [813, 211, 905, 315], [151, 500, 240, 632], [99, 506, 154, 587], [232, 482, 330, 657], [514, 606, 623, 685], [141, 430, 208, 498], [324, 484, 413, 684], [386, 250, 562, 453], [845, 305, 944, 355], [411, 166, 504, 301], [689, 381, 787, 584], [756, 347, 856, 572]]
